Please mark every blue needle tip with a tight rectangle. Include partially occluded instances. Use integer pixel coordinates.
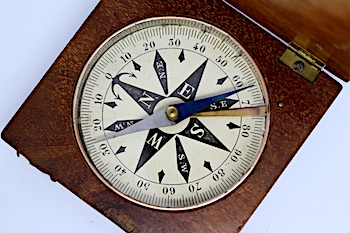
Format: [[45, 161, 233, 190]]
[[173, 84, 254, 123]]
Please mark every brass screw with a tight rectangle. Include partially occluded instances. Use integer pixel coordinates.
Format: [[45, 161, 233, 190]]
[[166, 106, 179, 121], [277, 101, 284, 108], [293, 61, 305, 71]]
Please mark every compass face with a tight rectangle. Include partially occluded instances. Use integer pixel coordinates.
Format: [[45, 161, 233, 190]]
[[73, 17, 270, 210]]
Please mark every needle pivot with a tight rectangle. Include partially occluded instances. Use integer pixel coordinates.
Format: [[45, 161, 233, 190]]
[[166, 106, 179, 121]]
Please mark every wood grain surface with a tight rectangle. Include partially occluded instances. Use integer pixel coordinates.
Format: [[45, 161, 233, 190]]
[[2, 0, 342, 232], [225, 0, 350, 82]]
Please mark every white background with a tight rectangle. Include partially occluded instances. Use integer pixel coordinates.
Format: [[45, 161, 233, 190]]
[[1, 1, 349, 232]]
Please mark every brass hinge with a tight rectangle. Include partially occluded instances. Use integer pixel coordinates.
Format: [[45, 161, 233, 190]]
[[279, 42, 325, 82]]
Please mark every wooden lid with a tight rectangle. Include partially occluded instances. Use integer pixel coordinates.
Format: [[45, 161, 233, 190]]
[[225, 0, 350, 81]]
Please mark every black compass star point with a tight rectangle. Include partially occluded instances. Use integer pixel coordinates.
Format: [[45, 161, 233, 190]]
[[158, 170, 165, 184], [104, 102, 118, 108], [178, 49, 185, 63], [116, 146, 126, 154], [204, 160, 213, 172], [217, 76, 228, 85], [132, 60, 141, 71], [227, 122, 240, 130]]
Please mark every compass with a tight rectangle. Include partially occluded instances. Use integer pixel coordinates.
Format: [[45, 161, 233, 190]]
[[2, 0, 345, 231], [73, 17, 270, 210]]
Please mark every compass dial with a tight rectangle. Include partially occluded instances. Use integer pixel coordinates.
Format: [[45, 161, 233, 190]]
[[73, 17, 270, 210]]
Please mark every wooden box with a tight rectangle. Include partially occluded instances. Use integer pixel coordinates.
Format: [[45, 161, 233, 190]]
[[2, 0, 349, 232]]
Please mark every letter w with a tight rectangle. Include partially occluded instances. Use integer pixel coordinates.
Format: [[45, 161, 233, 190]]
[[146, 133, 163, 150]]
